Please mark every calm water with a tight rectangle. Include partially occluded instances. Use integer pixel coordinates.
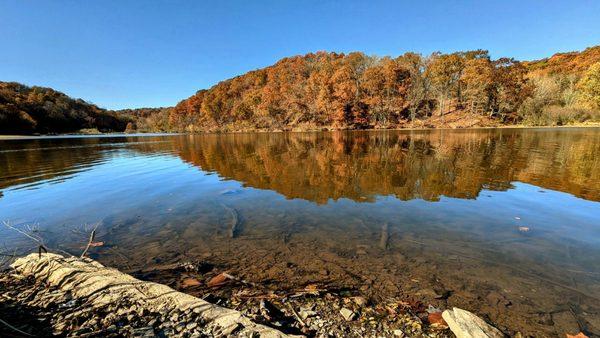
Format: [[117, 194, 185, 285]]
[[1, 128, 599, 335]]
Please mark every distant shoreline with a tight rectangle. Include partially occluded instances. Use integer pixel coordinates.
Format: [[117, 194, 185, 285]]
[[1, 123, 599, 140]]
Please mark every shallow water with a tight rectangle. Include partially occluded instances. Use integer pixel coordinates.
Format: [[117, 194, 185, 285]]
[[1, 128, 599, 335]]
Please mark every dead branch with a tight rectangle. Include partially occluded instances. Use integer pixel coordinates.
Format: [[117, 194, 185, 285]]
[[285, 303, 306, 327], [2, 220, 48, 255], [80, 223, 100, 258], [0, 317, 35, 337]]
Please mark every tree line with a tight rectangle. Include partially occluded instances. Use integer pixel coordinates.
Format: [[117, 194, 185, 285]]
[[164, 47, 600, 132], [0, 82, 130, 134], [1, 46, 599, 134]]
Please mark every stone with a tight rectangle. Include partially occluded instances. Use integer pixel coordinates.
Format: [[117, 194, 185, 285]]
[[393, 329, 405, 337], [442, 307, 504, 338], [299, 309, 317, 320], [186, 322, 198, 330], [340, 307, 356, 321], [352, 296, 367, 307]]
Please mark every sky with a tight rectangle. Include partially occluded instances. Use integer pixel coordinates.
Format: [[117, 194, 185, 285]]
[[1, 1, 599, 110]]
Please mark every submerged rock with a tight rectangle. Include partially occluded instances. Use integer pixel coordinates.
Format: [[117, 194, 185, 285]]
[[442, 307, 504, 338], [340, 307, 356, 321]]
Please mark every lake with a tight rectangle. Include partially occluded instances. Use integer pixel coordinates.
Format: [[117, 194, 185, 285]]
[[1, 128, 599, 336]]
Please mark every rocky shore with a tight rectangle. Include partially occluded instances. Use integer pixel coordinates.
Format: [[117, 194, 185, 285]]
[[0, 253, 525, 337]]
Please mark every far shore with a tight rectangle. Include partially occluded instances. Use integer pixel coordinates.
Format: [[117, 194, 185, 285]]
[[1, 123, 599, 140]]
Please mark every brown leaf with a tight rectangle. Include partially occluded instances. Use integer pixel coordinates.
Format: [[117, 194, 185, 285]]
[[207, 273, 230, 287], [182, 277, 201, 288], [566, 333, 589, 338], [428, 312, 448, 327], [89, 241, 104, 247], [304, 284, 319, 292]]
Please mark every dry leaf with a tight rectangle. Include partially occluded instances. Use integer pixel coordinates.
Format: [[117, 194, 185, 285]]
[[182, 277, 201, 288], [428, 312, 447, 327], [304, 283, 319, 291], [566, 333, 589, 338], [207, 273, 230, 287]]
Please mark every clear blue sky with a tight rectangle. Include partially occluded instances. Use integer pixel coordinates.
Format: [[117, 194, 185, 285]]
[[1, 1, 599, 110]]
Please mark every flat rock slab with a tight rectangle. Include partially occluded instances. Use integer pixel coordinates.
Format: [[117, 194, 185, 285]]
[[442, 307, 504, 338], [10, 253, 296, 337]]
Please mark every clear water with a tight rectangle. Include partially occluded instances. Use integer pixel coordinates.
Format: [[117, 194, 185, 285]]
[[1, 128, 599, 335]]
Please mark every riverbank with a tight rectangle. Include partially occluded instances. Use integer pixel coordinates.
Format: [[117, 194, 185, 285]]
[[1, 122, 599, 140], [0, 253, 518, 337]]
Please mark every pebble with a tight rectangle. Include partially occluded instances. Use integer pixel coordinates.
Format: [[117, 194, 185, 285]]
[[340, 307, 356, 321]]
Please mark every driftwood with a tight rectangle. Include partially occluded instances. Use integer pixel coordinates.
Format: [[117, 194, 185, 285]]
[[11, 253, 296, 337], [379, 222, 389, 250]]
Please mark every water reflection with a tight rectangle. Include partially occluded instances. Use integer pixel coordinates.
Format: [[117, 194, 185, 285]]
[[164, 129, 600, 202], [0, 128, 599, 336]]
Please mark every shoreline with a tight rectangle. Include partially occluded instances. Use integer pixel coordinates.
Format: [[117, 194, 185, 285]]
[[1, 253, 510, 338], [1, 123, 599, 139]]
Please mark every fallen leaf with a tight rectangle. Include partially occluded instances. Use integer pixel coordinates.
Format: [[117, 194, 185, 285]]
[[182, 277, 201, 288], [428, 312, 447, 327], [89, 241, 104, 247], [304, 284, 319, 292], [207, 273, 230, 287], [566, 333, 589, 338]]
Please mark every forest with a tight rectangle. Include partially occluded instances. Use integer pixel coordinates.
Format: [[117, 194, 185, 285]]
[[160, 46, 600, 132], [1, 46, 599, 134], [0, 82, 131, 134]]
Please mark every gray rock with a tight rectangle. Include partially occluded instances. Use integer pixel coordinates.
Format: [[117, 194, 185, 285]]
[[442, 307, 504, 338]]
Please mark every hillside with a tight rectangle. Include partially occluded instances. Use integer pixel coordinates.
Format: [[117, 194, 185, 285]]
[[166, 47, 600, 132], [0, 82, 130, 134], [1, 46, 599, 135], [525, 46, 600, 76]]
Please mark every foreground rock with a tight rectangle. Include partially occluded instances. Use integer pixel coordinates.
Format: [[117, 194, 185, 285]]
[[442, 307, 504, 338], [6, 253, 294, 337]]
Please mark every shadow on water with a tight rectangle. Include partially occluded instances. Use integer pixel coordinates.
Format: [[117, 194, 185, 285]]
[[0, 128, 599, 335]]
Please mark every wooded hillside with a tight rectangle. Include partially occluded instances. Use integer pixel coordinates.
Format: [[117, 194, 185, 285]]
[[0, 82, 130, 134], [165, 47, 600, 132], [2, 46, 599, 134]]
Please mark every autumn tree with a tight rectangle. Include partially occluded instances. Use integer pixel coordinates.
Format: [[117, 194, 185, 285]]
[[398, 53, 431, 122], [461, 57, 495, 114], [492, 58, 533, 120], [427, 53, 464, 116], [576, 62, 600, 110]]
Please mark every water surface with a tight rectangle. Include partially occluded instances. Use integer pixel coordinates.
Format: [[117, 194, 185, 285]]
[[1, 128, 599, 335]]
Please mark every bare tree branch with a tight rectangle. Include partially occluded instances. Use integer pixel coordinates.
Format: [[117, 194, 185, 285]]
[[80, 223, 100, 258]]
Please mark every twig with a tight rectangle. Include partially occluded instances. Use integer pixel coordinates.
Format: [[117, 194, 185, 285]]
[[222, 272, 259, 288], [2, 220, 48, 256], [80, 223, 99, 258], [0, 317, 35, 337], [38, 245, 47, 258], [286, 303, 306, 327]]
